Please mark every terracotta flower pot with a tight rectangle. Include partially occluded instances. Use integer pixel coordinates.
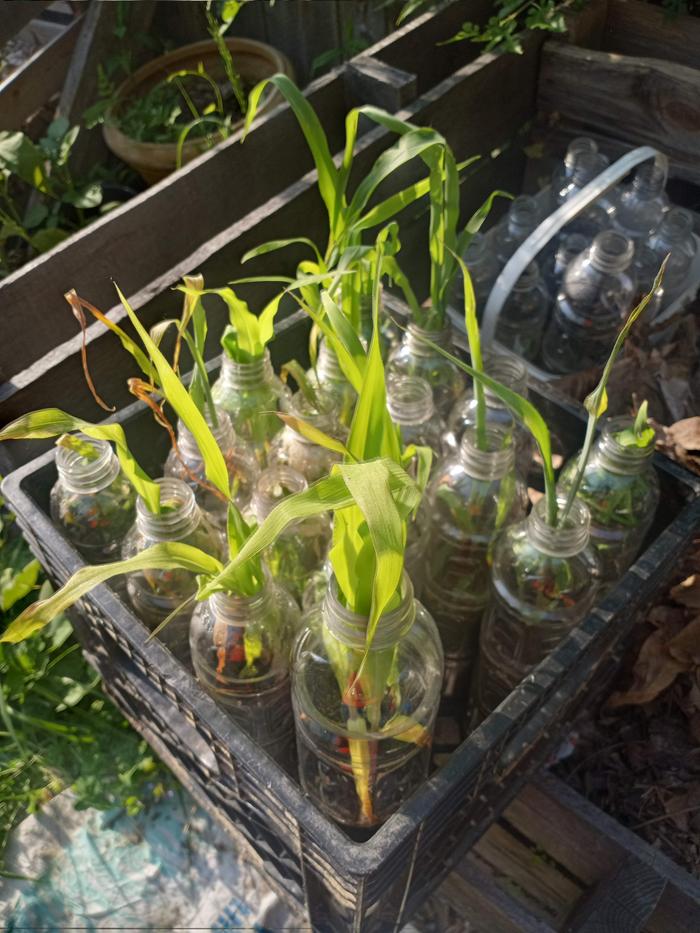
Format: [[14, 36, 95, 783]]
[[103, 37, 293, 185]]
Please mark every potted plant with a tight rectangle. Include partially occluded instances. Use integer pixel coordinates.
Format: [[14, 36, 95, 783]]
[[99, 7, 293, 184]]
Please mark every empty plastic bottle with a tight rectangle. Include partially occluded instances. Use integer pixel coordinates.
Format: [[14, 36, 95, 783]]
[[544, 232, 589, 298], [550, 137, 599, 197], [493, 196, 540, 268], [648, 207, 697, 294], [450, 232, 499, 317], [612, 163, 669, 241], [555, 151, 611, 241], [541, 231, 636, 374], [494, 261, 550, 362]]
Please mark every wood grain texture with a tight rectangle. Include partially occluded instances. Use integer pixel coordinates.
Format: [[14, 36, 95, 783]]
[[0, 1, 51, 46], [0, 14, 83, 131], [344, 55, 417, 111], [565, 857, 666, 932], [603, 0, 700, 70], [0, 71, 346, 385], [537, 42, 700, 185]]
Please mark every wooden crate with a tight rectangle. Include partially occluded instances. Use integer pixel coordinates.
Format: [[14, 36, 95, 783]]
[[443, 771, 700, 932], [0, 0, 498, 445]]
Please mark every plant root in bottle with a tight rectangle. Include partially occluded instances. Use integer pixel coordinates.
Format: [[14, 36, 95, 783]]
[[190, 580, 300, 767], [50, 435, 135, 564]]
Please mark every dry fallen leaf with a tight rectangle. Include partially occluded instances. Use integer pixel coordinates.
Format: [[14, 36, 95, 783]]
[[608, 627, 689, 708], [671, 575, 700, 610], [668, 617, 700, 667]]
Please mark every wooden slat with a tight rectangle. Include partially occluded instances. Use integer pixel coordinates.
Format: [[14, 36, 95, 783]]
[[0, 32, 540, 443], [603, 0, 700, 70], [537, 42, 700, 185], [344, 56, 417, 111], [0, 70, 347, 386], [442, 857, 557, 933], [566, 857, 666, 933], [0, 14, 83, 131], [0, 1, 51, 47], [506, 774, 700, 933], [367, 0, 496, 95]]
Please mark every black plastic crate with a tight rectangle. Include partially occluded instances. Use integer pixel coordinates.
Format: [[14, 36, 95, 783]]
[[3, 311, 700, 932]]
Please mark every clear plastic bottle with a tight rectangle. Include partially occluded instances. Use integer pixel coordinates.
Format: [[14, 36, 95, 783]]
[[308, 340, 357, 426], [475, 497, 600, 718], [122, 478, 223, 658], [632, 244, 665, 322], [554, 151, 611, 240], [494, 261, 550, 362], [387, 323, 466, 418], [190, 580, 300, 767], [419, 426, 527, 700], [268, 389, 345, 484], [292, 573, 443, 831], [164, 409, 259, 530], [450, 232, 499, 316], [543, 232, 589, 299], [386, 375, 444, 464], [212, 350, 290, 466], [250, 466, 331, 606], [612, 163, 669, 241], [558, 417, 659, 590], [648, 207, 697, 294], [550, 137, 599, 196], [541, 230, 636, 374], [444, 351, 533, 478], [493, 195, 540, 267], [50, 435, 135, 563]]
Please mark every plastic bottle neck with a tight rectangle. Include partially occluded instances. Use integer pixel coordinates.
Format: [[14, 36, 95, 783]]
[[589, 231, 634, 274], [406, 322, 452, 358], [220, 349, 273, 390], [563, 137, 598, 176], [322, 573, 415, 650], [657, 207, 693, 245], [136, 478, 201, 540], [482, 351, 528, 407], [208, 582, 271, 627], [507, 195, 538, 238], [555, 234, 588, 272], [316, 341, 346, 384], [571, 151, 608, 188], [285, 391, 338, 444], [251, 465, 307, 522], [387, 375, 434, 426], [459, 425, 514, 480], [632, 163, 666, 200], [597, 417, 656, 475], [55, 436, 121, 494], [527, 496, 590, 557], [177, 409, 236, 460], [512, 262, 541, 293]]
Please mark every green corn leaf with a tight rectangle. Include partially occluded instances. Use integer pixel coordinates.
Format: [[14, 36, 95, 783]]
[[337, 460, 404, 647], [456, 189, 513, 255], [0, 408, 160, 513], [241, 237, 324, 267], [450, 247, 486, 449], [402, 329, 559, 526], [2, 543, 223, 643], [226, 503, 263, 596], [115, 284, 230, 499], [561, 257, 668, 523], [277, 413, 353, 459], [243, 74, 339, 236]]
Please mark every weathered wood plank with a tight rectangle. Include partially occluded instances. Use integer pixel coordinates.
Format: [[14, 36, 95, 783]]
[[0, 1, 51, 47], [537, 42, 700, 185], [506, 774, 700, 933], [565, 857, 666, 933], [0, 70, 346, 386], [0, 30, 539, 433], [442, 856, 557, 933], [563, 0, 609, 49], [344, 55, 417, 111], [366, 0, 495, 95], [603, 0, 700, 70], [0, 13, 83, 131]]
